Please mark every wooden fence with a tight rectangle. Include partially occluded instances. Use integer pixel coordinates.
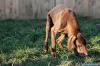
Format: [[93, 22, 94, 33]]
[[0, 0, 100, 19]]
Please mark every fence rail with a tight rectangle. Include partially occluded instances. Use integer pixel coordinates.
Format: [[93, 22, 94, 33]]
[[0, 0, 100, 19]]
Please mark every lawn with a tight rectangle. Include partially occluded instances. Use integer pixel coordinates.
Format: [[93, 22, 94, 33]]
[[0, 17, 100, 66]]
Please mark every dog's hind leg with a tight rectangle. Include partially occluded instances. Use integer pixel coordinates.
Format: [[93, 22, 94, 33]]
[[44, 15, 53, 52]]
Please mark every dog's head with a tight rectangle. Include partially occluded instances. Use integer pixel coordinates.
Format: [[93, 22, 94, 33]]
[[67, 33, 88, 56]]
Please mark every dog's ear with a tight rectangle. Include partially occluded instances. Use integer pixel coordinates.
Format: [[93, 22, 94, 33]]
[[67, 35, 76, 49], [77, 33, 86, 46]]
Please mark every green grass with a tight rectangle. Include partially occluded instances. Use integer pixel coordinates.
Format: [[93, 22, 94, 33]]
[[0, 17, 100, 66]]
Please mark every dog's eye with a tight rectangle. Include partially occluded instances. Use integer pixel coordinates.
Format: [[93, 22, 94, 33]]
[[77, 45, 82, 47]]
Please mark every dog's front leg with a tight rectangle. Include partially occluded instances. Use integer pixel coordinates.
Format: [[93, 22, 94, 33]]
[[57, 34, 65, 48]]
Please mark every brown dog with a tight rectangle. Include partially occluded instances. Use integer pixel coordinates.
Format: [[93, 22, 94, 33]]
[[44, 5, 88, 58]]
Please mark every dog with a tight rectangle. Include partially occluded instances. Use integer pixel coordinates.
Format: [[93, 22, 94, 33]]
[[44, 5, 88, 58]]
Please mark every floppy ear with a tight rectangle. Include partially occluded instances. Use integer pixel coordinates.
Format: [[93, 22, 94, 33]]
[[67, 35, 76, 49], [77, 33, 86, 46]]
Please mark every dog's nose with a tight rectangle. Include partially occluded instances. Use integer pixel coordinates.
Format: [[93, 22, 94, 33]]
[[79, 53, 88, 57]]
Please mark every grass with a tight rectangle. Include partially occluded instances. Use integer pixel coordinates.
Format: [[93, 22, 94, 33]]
[[0, 17, 100, 66]]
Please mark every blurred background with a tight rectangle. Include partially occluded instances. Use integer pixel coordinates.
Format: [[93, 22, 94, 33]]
[[0, 0, 100, 19]]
